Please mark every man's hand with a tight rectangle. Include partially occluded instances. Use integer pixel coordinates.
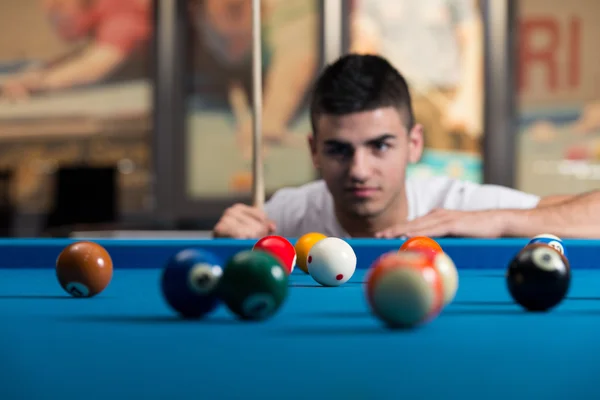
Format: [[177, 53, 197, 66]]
[[0, 70, 44, 101], [1, 81, 31, 101], [213, 203, 276, 239], [375, 209, 508, 239]]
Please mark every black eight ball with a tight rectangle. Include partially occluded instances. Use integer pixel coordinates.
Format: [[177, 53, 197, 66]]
[[506, 243, 571, 312]]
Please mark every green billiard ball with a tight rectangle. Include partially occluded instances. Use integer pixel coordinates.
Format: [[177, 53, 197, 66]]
[[218, 250, 288, 321]]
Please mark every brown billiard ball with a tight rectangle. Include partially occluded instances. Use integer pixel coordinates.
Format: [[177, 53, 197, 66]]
[[56, 241, 113, 298], [506, 243, 571, 312]]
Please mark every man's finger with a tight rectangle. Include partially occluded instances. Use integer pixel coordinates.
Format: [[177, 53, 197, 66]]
[[404, 223, 451, 239], [230, 204, 270, 225]]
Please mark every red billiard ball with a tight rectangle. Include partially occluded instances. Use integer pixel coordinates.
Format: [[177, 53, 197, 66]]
[[253, 235, 297, 274], [56, 241, 113, 298]]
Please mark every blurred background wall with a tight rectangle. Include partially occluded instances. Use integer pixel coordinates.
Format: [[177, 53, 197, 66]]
[[0, 0, 597, 237]]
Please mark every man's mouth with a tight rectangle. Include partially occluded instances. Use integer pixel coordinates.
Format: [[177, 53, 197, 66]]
[[345, 187, 379, 198]]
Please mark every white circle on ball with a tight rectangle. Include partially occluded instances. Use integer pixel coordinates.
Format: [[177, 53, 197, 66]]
[[188, 263, 219, 294], [242, 293, 276, 319], [307, 237, 357, 287], [66, 282, 90, 298], [270, 266, 284, 280], [531, 247, 566, 272]]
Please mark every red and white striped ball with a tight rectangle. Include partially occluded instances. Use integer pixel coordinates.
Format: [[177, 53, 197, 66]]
[[365, 251, 444, 329], [408, 248, 459, 306]]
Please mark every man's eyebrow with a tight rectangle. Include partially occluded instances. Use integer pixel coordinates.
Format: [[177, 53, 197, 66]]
[[323, 134, 398, 147], [364, 134, 397, 144], [323, 139, 349, 146]]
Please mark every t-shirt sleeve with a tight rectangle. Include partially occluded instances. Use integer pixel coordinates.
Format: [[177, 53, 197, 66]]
[[444, 180, 541, 211], [96, 13, 151, 54]]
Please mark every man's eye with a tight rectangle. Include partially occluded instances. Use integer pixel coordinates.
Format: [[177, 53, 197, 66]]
[[372, 142, 391, 152]]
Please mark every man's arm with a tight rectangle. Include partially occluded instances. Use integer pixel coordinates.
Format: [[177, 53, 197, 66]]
[[3, 13, 148, 96], [502, 191, 600, 238], [0, 44, 124, 100], [536, 195, 576, 208], [375, 184, 597, 239], [32, 44, 126, 91]]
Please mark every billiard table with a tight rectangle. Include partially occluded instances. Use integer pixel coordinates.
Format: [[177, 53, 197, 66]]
[[1, 238, 600, 400]]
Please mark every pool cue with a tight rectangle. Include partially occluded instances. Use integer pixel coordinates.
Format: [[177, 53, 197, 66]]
[[251, 0, 265, 209]]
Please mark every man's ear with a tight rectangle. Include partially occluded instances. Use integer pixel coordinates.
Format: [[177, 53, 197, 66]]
[[407, 123, 424, 164]]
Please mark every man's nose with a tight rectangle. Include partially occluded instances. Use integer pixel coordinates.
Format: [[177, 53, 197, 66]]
[[348, 149, 370, 182]]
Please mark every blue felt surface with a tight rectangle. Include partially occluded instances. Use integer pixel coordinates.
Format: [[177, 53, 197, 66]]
[[1, 238, 600, 269], [1, 268, 600, 400]]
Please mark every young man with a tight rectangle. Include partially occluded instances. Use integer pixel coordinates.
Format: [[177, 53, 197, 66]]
[[213, 54, 600, 239], [1, 0, 151, 101]]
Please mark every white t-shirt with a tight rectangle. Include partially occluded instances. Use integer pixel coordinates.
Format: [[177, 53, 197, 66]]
[[264, 177, 540, 237]]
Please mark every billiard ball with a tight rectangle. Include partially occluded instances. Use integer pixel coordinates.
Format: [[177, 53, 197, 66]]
[[399, 236, 443, 259], [306, 237, 357, 286], [506, 243, 571, 312], [365, 251, 444, 329], [294, 232, 327, 274], [412, 249, 459, 306], [218, 250, 288, 321], [55, 241, 113, 298], [160, 249, 223, 318], [253, 235, 297, 274], [527, 233, 567, 258]]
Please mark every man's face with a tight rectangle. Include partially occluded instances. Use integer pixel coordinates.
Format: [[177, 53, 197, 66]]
[[204, 0, 252, 39], [309, 107, 423, 218], [195, 0, 254, 63]]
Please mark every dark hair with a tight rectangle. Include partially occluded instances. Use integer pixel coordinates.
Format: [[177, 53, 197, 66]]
[[309, 54, 415, 134]]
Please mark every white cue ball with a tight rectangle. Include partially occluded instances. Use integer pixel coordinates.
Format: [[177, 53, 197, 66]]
[[433, 252, 459, 306], [307, 237, 357, 286]]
